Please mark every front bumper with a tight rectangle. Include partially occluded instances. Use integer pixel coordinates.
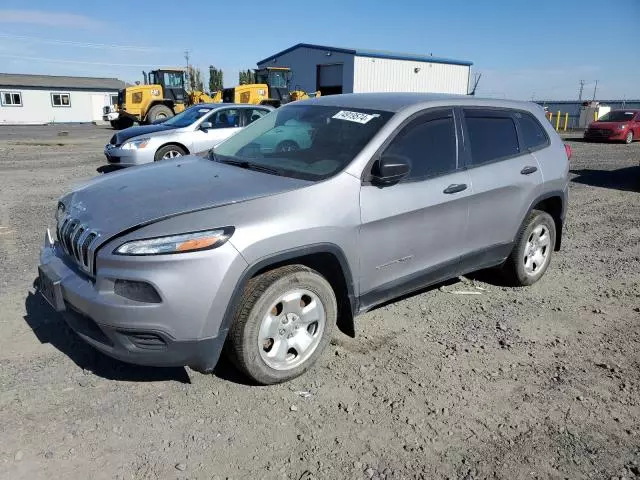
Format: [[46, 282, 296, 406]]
[[584, 129, 627, 141], [37, 232, 236, 371], [104, 144, 155, 166], [103, 112, 120, 122]]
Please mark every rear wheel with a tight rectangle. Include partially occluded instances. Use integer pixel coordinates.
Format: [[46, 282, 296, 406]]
[[147, 104, 173, 124], [625, 131, 633, 144], [502, 210, 556, 286], [154, 144, 186, 161], [226, 265, 337, 385]]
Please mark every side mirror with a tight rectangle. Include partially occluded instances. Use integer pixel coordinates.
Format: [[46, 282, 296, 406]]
[[200, 121, 213, 131], [371, 154, 411, 185]]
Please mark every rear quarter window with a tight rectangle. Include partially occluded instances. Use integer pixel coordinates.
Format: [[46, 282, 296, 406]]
[[463, 109, 520, 165], [515, 111, 549, 151]]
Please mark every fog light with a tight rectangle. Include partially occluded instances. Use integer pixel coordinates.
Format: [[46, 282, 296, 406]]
[[114, 279, 161, 303]]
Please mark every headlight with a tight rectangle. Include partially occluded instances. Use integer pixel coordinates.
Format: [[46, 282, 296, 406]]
[[114, 228, 234, 255], [617, 124, 627, 130], [121, 137, 151, 150]]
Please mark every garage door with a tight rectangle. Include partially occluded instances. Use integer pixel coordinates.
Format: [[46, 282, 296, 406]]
[[317, 64, 343, 95]]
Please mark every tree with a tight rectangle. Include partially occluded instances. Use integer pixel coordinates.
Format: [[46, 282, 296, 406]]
[[187, 66, 204, 91], [239, 69, 256, 85], [208, 65, 223, 92]]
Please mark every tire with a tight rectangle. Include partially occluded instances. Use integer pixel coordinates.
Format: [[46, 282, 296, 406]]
[[110, 120, 118, 129], [147, 104, 173, 123], [154, 144, 186, 161], [275, 140, 300, 153], [625, 131, 633, 144], [502, 210, 556, 286], [226, 265, 337, 385]]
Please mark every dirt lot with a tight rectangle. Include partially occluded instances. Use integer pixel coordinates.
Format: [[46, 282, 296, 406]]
[[0, 125, 638, 480]]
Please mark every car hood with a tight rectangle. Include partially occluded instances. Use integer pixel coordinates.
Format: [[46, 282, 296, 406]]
[[589, 121, 627, 129], [111, 124, 178, 145], [60, 156, 311, 242]]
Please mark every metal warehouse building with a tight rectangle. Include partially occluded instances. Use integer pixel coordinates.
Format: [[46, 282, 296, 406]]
[[0, 73, 126, 125], [257, 43, 473, 97]]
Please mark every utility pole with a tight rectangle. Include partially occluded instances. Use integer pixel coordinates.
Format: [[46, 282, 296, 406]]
[[184, 50, 190, 90], [592, 80, 598, 101], [578, 80, 585, 101]]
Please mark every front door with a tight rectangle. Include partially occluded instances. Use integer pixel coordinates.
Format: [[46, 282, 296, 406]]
[[358, 108, 471, 308], [191, 108, 242, 153]]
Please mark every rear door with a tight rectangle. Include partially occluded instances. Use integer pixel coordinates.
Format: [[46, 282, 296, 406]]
[[241, 107, 271, 127], [358, 108, 472, 307], [191, 108, 242, 153], [460, 108, 545, 262]]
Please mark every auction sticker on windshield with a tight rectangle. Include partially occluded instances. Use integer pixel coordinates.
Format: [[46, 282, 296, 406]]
[[333, 111, 380, 124]]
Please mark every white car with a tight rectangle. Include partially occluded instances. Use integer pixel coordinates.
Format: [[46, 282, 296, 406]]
[[103, 104, 273, 166]]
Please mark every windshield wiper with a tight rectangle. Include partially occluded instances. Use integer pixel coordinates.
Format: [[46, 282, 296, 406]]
[[217, 157, 281, 175]]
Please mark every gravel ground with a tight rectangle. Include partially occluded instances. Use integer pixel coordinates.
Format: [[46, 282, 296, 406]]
[[0, 125, 639, 480]]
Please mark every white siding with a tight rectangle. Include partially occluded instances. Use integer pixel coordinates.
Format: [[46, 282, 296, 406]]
[[353, 56, 469, 95], [257, 47, 355, 94], [0, 89, 117, 125]]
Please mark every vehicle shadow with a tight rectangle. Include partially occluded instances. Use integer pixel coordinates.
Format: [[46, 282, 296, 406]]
[[24, 286, 191, 383], [24, 283, 257, 385], [96, 164, 124, 174], [570, 166, 640, 192]]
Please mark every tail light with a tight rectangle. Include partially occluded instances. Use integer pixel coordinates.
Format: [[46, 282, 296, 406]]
[[564, 143, 572, 160]]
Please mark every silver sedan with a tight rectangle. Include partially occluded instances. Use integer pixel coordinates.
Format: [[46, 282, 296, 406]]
[[103, 103, 273, 166]]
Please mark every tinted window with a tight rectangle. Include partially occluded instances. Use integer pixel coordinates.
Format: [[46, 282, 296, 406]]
[[464, 110, 520, 165], [516, 112, 548, 150], [384, 112, 457, 180], [209, 109, 240, 128]]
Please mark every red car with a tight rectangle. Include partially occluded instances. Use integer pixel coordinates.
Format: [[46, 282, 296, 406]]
[[584, 109, 640, 144]]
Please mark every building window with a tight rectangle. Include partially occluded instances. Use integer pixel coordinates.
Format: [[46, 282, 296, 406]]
[[110, 94, 118, 105], [1, 91, 22, 106], [51, 93, 71, 107]]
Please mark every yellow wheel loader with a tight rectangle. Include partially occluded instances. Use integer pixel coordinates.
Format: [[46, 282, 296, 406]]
[[221, 67, 319, 108], [109, 68, 217, 129]]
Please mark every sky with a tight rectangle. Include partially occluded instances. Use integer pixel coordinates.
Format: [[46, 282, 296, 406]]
[[0, 0, 638, 101]]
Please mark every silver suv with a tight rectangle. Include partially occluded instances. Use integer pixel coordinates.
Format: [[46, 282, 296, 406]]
[[38, 93, 570, 384]]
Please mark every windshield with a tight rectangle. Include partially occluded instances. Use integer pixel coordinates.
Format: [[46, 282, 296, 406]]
[[212, 104, 393, 181], [598, 111, 636, 122], [162, 106, 213, 128]]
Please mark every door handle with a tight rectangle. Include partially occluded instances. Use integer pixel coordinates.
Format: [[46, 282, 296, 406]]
[[520, 166, 538, 175], [443, 183, 467, 194]]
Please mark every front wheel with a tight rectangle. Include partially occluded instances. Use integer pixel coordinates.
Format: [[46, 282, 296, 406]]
[[625, 131, 633, 144], [502, 210, 556, 286], [154, 144, 186, 161], [226, 265, 337, 384]]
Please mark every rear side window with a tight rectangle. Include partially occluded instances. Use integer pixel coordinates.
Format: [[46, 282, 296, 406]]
[[384, 110, 457, 180], [464, 110, 520, 165], [516, 112, 549, 151]]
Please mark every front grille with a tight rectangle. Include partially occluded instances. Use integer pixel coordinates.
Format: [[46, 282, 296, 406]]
[[56, 216, 100, 275], [586, 128, 612, 137]]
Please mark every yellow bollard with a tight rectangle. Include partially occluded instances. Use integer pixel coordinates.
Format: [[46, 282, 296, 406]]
[[548, 112, 553, 124], [563, 112, 569, 131], [555, 110, 561, 131], [594, 111, 598, 121]]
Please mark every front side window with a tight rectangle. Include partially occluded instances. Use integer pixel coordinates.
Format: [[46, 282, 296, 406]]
[[213, 105, 393, 181], [1, 91, 22, 106], [51, 93, 71, 107], [515, 111, 549, 151], [464, 109, 520, 165], [163, 72, 184, 88], [383, 110, 457, 180]]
